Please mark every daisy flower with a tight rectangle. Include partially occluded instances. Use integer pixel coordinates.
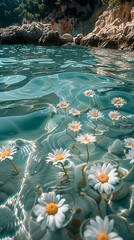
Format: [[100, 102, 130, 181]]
[[46, 148, 71, 165], [111, 97, 125, 108], [76, 133, 96, 145], [87, 109, 103, 120], [33, 191, 69, 231], [124, 138, 134, 149], [84, 216, 123, 240], [86, 163, 120, 194], [0, 144, 17, 162], [68, 121, 82, 132], [108, 111, 121, 120], [126, 148, 134, 164], [69, 108, 81, 116], [57, 101, 70, 109], [84, 90, 95, 97]]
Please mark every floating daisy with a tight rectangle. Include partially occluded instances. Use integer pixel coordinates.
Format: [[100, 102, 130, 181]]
[[83, 216, 123, 240], [87, 109, 103, 120], [68, 121, 82, 132], [124, 138, 134, 149], [108, 111, 121, 120], [69, 108, 81, 116], [57, 101, 70, 109], [84, 90, 95, 98], [33, 191, 69, 231], [76, 133, 96, 145], [126, 148, 134, 164], [0, 144, 17, 162], [46, 148, 71, 165], [111, 97, 125, 108], [86, 163, 120, 194]]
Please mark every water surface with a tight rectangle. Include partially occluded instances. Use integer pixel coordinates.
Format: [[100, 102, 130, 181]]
[[0, 45, 134, 240]]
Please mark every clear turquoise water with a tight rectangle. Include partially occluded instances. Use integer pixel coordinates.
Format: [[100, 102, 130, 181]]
[[0, 45, 134, 240]]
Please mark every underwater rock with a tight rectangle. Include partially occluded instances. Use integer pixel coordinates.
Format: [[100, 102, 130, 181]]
[[112, 182, 129, 201], [108, 139, 125, 155], [109, 214, 134, 240], [0, 206, 19, 238]]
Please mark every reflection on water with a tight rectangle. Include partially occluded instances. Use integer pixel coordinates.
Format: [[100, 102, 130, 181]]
[[0, 45, 134, 240]]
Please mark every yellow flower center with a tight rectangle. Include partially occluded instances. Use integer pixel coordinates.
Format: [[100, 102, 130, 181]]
[[130, 143, 134, 148], [98, 173, 109, 183], [83, 137, 90, 143], [54, 155, 64, 162], [73, 112, 77, 115], [115, 100, 121, 104], [92, 113, 98, 118], [0, 151, 10, 159], [61, 104, 67, 108], [87, 92, 92, 96], [97, 232, 109, 240], [72, 126, 79, 131], [46, 203, 58, 215], [112, 114, 117, 119]]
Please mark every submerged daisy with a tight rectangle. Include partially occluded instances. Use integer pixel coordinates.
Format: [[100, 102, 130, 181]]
[[83, 216, 123, 240], [57, 101, 70, 109], [33, 191, 69, 231], [0, 144, 17, 161], [126, 148, 134, 164], [76, 133, 96, 144], [46, 148, 71, 165], [87, 109, 103, 120], [69, 108, 81, 116], [111, 97, 125, 108], [68, 121, 82, 132], [108, 111, 121, 120], [124, 138, 134, 149], [84, 90, 95, 98], [86, 163, 120, 194]]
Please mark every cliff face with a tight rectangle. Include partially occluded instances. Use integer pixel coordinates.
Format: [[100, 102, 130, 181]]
[[80, 1, 134, 50], [43, 0, 105, 37]]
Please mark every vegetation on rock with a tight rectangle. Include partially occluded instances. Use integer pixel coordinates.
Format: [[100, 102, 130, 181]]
[[0, 0, 132, 28]]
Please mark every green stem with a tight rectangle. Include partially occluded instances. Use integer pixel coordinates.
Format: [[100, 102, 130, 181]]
[[7, 158, 26, 179], [96, 130, 110, 144], [118, 105, 119, 113], [86, 144, 89, 164], [7, 158, 42, 196], [60, 161, 70, 181], [116, 155, 126, 170], [64, 108, 68, 133], [121, 165, 134, 179], [79, 97, 91, 113], [94, 119, 97, 135]]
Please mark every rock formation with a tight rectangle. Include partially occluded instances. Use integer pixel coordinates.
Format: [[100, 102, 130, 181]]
[[79, 1, 134, 50], [0, 22, 65, 46]]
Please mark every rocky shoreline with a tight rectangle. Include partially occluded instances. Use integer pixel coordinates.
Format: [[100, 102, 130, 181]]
[[80, 1, 134, 51], [0, 2, 134, 51]]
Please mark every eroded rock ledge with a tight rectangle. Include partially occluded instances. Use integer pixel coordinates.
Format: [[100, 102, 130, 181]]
[[79, 1, 134, 51], [0, 22, 62, 46]]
